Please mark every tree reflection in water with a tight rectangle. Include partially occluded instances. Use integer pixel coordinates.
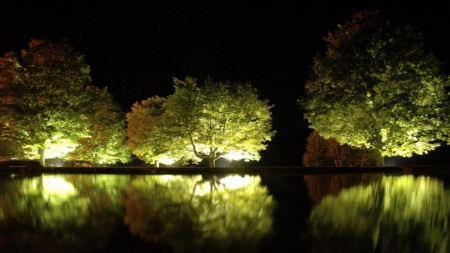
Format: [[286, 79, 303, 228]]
[[308, 175, 450, 253], [0, 174, 130, 253], [124, 174, 275, 253]]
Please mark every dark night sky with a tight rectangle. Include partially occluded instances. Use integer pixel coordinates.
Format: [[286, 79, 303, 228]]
[[1, 1, 450, 166]]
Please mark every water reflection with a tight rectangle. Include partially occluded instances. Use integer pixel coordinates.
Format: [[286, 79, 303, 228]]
[[307, 174, 450, 253], [124, 175, 275, 253], [3, 172, 448, 253], [0, 174, 130, 253], [0, 174, 274, 253]]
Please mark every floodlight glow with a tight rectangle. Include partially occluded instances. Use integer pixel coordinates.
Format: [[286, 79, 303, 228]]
[[220, 175, 255, 189], [159, 175, 178, 182], [157, 156, 177, 165], [42, 176, 77, 199], [20, 175, 78, 200], [222, 152, 253, 161]]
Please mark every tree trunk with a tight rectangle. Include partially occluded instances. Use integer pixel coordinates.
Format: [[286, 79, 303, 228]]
[[209, 158, 215, 168], [375, 150, 385, 166], [38, 147, 45, 166], [208, 148, 217, 167]]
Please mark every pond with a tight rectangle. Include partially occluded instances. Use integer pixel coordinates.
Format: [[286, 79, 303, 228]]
[[0, 166, 449, 253]]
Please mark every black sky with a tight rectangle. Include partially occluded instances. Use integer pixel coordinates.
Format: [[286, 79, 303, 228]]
[[1, 1, 450, 166]]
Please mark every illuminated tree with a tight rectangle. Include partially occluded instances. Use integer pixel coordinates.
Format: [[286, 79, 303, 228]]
[[0, 139, 23, 160], [126, 77, 275, 167], [0, 39, 92, 165], [0, 39, 130, 166], [165, 76, 275, 167], [303, 131, 376, 166], [0, 52, 24, 157], [126, 96, 195, 166], [68, 86, 131, 165], [299, 10, 449, 166]]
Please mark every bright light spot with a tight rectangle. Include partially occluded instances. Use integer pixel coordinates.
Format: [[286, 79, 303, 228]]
[[220, 175, 254, 189], [157, 156, 177, 165], [42, 175, 77, 199], [23, 135, 79, 159], [44, 139, 78, 158], [159, 175, 178, 182], [222, 152, 253, 161], [190, 175, 258, 196], [192, 181, 214, 196], [20, 176, 78, 200], [380, 128, 388, 142]]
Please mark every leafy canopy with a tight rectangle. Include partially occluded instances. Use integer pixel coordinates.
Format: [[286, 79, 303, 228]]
[[300, 10, 449, 165], [0, 39, 130, 165], [126, 96, 194, 166], [68, 86, 131, 165], [0, 39, 91, 165], [126, 76, 276, 167]]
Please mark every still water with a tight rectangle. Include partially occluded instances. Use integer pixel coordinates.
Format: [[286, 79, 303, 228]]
[[0, 169, 449, 253]]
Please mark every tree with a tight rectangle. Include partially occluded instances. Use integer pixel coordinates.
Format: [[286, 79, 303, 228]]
[[126, 96, 194, 167], [127, 76, 276, 167], [299, 10, 449, 166], [0, 39, 92, 165], [0, 139, 24, 160], [303, 131, 376, 167], [0, 39, 129, 166], [168, 77, 275, 167], [0, 52, 25, 157], [68, 86, 132, 165], [303, 131, 334, 166]]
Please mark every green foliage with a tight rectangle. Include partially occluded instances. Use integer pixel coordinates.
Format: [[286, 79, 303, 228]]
[[300, 10, 449, 165], [126, 96, 195, 166], [0, 39, 130, 165], [0, 39, 92, 164], [126, 76, 276, 167], [303, 131, 376, 167], [68, 87, 131, 165], [0, 138, 24, 160]]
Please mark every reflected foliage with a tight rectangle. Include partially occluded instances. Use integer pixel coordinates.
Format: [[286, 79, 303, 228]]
[[304, 174, 381, 203], [309, 175, 450, 252], [0, 174, 130, 253], [124, 175, 275, 253]]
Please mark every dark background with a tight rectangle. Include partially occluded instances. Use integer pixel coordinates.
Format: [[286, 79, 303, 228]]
[[1, 1, 449, 166]]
